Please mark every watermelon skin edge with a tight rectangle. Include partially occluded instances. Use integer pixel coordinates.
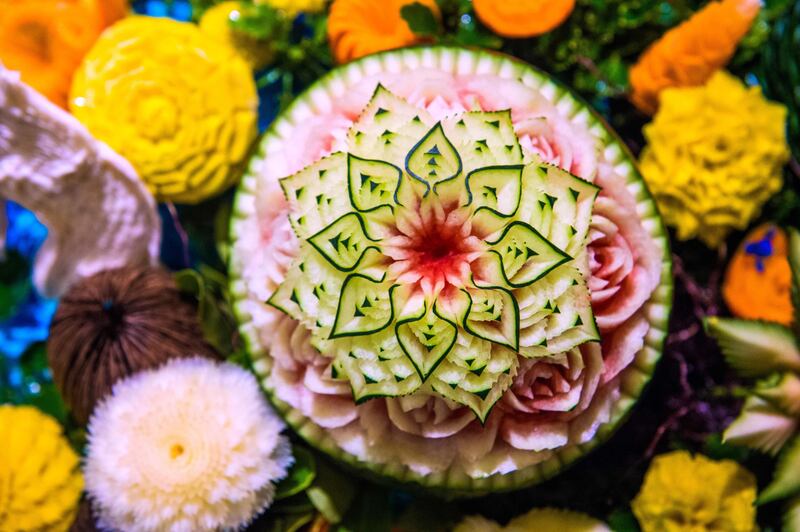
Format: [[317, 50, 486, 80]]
[[228, 45, 673, 496]]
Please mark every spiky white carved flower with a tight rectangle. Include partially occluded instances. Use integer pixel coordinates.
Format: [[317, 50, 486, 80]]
[[270, 86, 600, 420]]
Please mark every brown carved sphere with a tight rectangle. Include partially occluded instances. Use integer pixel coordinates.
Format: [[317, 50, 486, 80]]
[[47, 267, 218, 424]]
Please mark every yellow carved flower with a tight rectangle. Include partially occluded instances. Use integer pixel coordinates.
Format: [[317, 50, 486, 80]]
[[639, 71, 789, 248], [70, 16, 258, 204], [455, 508, 610, 532], [199, 1, 274, 71], [632, 451, 757, 532], [0, 405, 83, 531]]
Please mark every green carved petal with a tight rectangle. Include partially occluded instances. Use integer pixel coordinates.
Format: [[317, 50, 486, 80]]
[[430, 343, 518, 422], [463, 286, 519, 351], [308, 212, 381, 272], [396, 303, 458, 380], [487, 221, 572, 288], [330, 274, 395, 338], [279, 153, 351, 239], [443, 110, 523, 173], [267, 261, 306, 320], [394, 172, 430, 210], [516, 164, 551, 240], [760, 436, 800, 504], [268, 247, 345, 334], [518, 279, 599, 356], [515, 264, 575, 330], [535, 164, 600, 256], [405, 122, 462, 189], [469, 209, 511, 243], [347, 154, 402, 212], [333, 329, 422, 402], [447, 327, 494, 372], [466, 165, 523, 217], [431, 172, 470, 209], [704, 317, 800, 377], [724, 395, 798, 456], [348, 84, 433, 164]]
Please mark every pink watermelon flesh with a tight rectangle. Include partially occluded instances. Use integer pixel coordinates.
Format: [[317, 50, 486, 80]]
[[232, 56, 665, 484]]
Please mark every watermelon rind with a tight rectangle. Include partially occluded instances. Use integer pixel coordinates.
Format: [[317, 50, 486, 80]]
[[228, 46, 673, 495]]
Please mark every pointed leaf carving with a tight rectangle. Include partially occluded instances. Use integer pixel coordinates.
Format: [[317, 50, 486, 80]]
[[405, 122, 461, 189]]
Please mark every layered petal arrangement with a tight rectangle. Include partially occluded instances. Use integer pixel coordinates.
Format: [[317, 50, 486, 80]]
[[85, 358, 293, 532], [230, 48, 670, 491], [270, 85, 600, 421]]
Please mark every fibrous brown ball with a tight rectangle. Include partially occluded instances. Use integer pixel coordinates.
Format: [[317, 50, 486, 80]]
[[47, 266, 218, 424]]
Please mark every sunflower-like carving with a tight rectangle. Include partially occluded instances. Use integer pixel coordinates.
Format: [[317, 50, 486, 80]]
[[270, 86, 600, 420]]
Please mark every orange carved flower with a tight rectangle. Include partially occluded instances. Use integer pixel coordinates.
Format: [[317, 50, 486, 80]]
[[473, 0, 575, 38], [723, 224, 793, 326], [629, 0, 760, 115], [0, 0, 126, 108], [328, 0, 440, 64]]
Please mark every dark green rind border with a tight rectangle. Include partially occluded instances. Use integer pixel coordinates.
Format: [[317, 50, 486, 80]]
[[228, 46, 673, 497]]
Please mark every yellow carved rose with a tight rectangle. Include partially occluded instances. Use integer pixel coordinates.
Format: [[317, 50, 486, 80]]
[[639, 71, 789, 248], [70, 16, 258, 204], [632, 451, 757, 532]]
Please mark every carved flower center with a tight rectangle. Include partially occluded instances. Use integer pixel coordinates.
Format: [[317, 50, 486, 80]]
[[384, 203, 484, 295]]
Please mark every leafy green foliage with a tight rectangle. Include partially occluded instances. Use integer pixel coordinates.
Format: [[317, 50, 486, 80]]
[[757, 0, 800, 162], [275, 446, 317, 500], [174, 266, 241, 357], [0, 250, 30, 321], [336, 484, 391, 532], [306, 458, 356, 524], [414, 0, 503, 49], [400, 2, 440, 38], [607, 510, 641, 532]]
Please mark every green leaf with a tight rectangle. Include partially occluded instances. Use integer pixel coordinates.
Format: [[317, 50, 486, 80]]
[[0, 249, 30, 320], [760, 436, 800, 503], [606, 510, 640, 532], [702, 433, 750, 462], [400, 2, 440, 37], [306, 460, 356, 524], [262, 512, 316, 532], [784, 495, 800, 532], [174, 268, 235, 356], [788, 227, 800, 338], [336, 483, 391, 532], [214, 198, 232, 265], [704, 317, 800, 377], [272, 493, 316, 514], [275, 446, 316, 500]]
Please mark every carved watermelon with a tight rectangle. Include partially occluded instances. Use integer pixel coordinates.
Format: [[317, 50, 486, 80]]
[[229, 47, 672, 494]]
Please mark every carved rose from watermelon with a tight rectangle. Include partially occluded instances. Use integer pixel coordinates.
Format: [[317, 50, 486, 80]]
[[230, 48, 671, 492]]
